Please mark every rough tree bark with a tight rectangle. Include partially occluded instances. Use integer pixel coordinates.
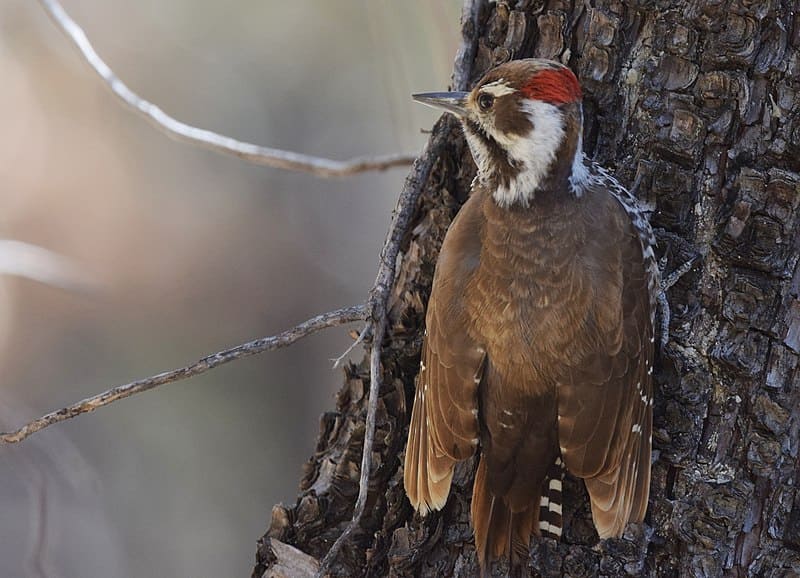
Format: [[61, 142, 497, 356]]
[[253, 1, 800, 576]]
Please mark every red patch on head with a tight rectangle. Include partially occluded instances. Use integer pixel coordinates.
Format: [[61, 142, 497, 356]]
[[521, 68, 582, 105]]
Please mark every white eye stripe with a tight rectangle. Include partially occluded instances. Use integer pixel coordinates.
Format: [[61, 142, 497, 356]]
[[480, 80, 517, 97]]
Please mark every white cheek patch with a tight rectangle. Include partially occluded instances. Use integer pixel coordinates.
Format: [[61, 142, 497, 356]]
[[479, 79, 517, 98], [490, 100, 566, 207]]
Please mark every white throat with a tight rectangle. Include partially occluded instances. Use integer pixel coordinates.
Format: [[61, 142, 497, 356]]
[[467, 101, 590, 208]]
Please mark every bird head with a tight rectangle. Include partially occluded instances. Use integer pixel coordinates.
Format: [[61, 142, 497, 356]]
[[413, 59, 588, 207]]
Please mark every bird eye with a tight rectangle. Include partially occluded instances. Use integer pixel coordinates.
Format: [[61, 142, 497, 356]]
[[477, 92, 495, 111]]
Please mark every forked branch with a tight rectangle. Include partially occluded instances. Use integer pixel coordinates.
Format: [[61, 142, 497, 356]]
[[37, 0, 414, 177], [0, 305, 366, 444]]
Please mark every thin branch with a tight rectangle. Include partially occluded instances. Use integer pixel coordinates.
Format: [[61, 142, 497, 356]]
[[331, 325, 369, 369], [315, 1, 484, 574], [37, 0, 414, 178], [0, 240, 96, 292], [0, 305, 366, 444]]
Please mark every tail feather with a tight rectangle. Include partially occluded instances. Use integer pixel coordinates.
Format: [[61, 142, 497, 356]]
[[472, 457, 500, 569], [471, 456, 538, 575], [539, 456, 566, 540], [510, 506, 536, 566]]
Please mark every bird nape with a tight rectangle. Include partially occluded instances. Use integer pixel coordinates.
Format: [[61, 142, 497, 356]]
[[404, 58, 658, 576]]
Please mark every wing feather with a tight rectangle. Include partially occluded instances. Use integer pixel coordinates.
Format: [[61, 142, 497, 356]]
[[557, 193, 654, 538], [404, 193, 486, 514]]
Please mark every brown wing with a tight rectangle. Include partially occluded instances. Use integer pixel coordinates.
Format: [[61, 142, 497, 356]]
[[556, 192, 654, 538], [404, 192, 486, 515]]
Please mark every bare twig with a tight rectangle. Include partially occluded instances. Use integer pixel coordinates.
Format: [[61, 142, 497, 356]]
[[0, 240, 95, 292], [0, 305, 366, 444], [331, 325, 369, 369], [315, 1, 484, 574], [37, 0, 415, 177]]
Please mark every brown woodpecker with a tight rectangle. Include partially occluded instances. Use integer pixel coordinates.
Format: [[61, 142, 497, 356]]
[[403, 59, 658, 573]]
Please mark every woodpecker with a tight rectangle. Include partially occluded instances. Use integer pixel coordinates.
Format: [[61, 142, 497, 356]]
[[403, 59, 658, 574]]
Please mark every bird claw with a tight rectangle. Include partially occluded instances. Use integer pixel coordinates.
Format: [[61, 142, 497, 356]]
[[656, 244, 701, 349], [661, 254, 698, 293], [657, 290, 671, 350]]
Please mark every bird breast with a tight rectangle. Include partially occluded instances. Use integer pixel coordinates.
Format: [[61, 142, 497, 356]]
[[464, 191, 595, 394]]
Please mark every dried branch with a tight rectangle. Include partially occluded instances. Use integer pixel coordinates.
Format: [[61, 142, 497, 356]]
[[37, 0, 414, 177], [0, 240, 95, 292], [0, 305, 366, 444], [331, 325, 369, 369], [315, 1, 484, 574]]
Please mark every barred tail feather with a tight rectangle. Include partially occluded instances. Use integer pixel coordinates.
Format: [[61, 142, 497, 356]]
[[539, 456, 565, 540]]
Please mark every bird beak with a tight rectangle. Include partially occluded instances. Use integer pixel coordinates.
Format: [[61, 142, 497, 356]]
[[412, 92, 469, 117]]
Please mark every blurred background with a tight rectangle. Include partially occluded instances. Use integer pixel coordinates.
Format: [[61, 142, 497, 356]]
[[0, 1, 460, 576]]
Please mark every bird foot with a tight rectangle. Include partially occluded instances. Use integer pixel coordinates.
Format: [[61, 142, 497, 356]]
[[655, 232, 702, 349]]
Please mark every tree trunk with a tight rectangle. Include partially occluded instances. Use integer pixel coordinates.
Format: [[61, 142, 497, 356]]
[[253, 1, 800, 576]]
